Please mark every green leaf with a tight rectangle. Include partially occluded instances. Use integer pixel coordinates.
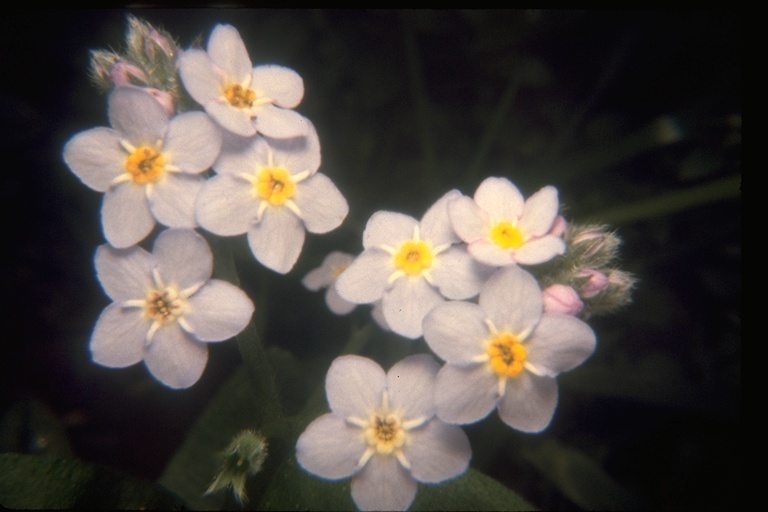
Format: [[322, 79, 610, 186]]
[[413, 469, 536, 511], [0, 453, 184, 509]]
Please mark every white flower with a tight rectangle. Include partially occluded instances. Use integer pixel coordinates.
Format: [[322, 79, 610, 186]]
[[179, 24, 307, 138], [302, 251, 356, 315], [296, 354, 471, 511], [335, 191, 491, 339], [195, 125, 348, 274], [422, 266, 596, 432], [63, 87, 222, 248], [449, 177, 566, 266], [90, 228, 254, 389]]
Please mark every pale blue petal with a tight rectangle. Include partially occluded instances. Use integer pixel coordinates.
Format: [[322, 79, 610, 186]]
[[163, 112, 222, 173], [326, 355, 386, 417], [195, 175, 258, 236], [90, 303, 148, 368], [63, 127, 126, 192], [387, 354, 439, 420], [405, 419, 471, 483], [254, 105, 308, 138], [213, 134, 265, 177], [448, 194, 487, 243], [185, 280, 253, 342], [94, 244, 154, 301], [479, 266, 542, 335], [207, 24, 252, 81], [108, 87, 168, 146], [265, 122, 321, 175], [474, 176, 524, 221], [469, 239, 517, 266], [206, 100, 256, 137], [435, 364, 498, 425], [420, 189, 461, 246], [251, 64, 304, 108], [178, 49, 222, 105], [431, 245, 489, 300], [423, 301, 487, 364], [247, 206, 304, 274], [497, 372, 558, 433], [513, 235, 566, 265], [302, 251, 353, 291], [149, 173, 204, 229], [363, 211, 418, 249], [144, 323, 208, 389], [526, 314, 596, 377], [518, 185, 559, 237], [325, 287, 356, 315], [293, 173, 348, 234], [383, 277, 443, 339], [101, 183, 155, 249], [351, 455, 416, 512], [334, 249, 391, 304], [296, 413, 366, 480], [152, 228, 212, 289]]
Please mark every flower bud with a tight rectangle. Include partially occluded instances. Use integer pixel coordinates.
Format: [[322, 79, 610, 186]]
[[206, 429, 268, 504], [576, 269, 610, 299], [542, 284, 584, 316], [110, 61, 148, 87], [549, 215, 568, 237]]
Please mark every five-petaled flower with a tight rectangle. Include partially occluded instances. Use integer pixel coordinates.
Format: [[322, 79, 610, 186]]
[[179, 24, 307, 139], [63, 87, 222, 248], [296, 354, 471, 511], [422, 265, 596, 432], [91, 228, 254, 389], [302, 251, 357, 315], [449, 177, 566, 266], [335, 191, 491, 339], [195, 125, 348, 274]]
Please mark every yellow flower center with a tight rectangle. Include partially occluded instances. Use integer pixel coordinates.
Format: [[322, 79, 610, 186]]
[[144, 288, 182, 325], [256, 167, 296, 206], [125, 146, 166, 184], [394, 240, 434, 276], [490, 221, 524, 250], [487, 332, 527, 377], [364, 412, 407, 455], [224, 83, 256, 108]]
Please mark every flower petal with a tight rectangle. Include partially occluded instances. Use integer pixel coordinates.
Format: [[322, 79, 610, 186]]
[[163, 112, 222, 173], [468, 239, 516, 267], [293, 173, 348, 234], [474, 176, 524, 221], [513, 235, 566, 265], [254, 105, 309, 139], [420, 189, 461, 246], [144, 323, 208, 389], [334, 249, 391, 304], [213, 133, 265, 176], [406, 419, 471, 484], [325, 287, 356, 315], [101, 183, 155, 249], [266, 122, 321, 175], [247, 206, 305, 274], [497, 372, 558, 433], [178, 49, 222, 105], [251, 64, 304, 108], [149, 173, 204, 229], [205, 100, 256, 137], [326, 355, 386, 417], [185, 279, 254, 342], [435, 364, 498, 425], [525, 314, 596, 377], [387, 354, 439, 420], [302, 251, 353, 290], [95, 244, 154, 301], [351, 455, 417, 512], [296, 413, 366, 480], [423, 301, 487, 364], [382, 277, 443, 339], [207, 24, 252, 81], [152, 228, 213, 289], [448, 194, 487, 243], [518, 185, 559, 237], [479, 266, 542, 335], [108, 87, 168, 146], [90, 303, 148, 368], [195, 175, 258, 236], [431, 245, 489, 300], [362, 211, 418, 249], [63, 127, 126, 192]]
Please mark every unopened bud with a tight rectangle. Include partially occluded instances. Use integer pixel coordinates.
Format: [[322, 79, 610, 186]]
[[110, 61, 148, 87], [542, 284, 584, 316], [549, 215, 568, 237], [206, 429, 268, 504], [576, 269, 610, 299]]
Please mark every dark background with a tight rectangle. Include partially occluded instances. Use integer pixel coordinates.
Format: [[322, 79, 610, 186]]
[[1, 9, 740, 510]]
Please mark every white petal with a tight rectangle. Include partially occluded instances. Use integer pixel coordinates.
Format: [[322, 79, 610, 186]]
[[351, 455, 416, 512], [247, 206, 305, 274], [185, 280, 254, 342], [144, 323, 208, 389], [448, 194, 487, 243], [435, 364, 498, 425], [513, 235, 566, 265], [423, 301, 487, 364], [371, 301, 390, 331], [94, 244, 154, 301], [63, 127, 126, 192], [325, 355, 386, 417], [178, 49, 222, 105], [325, 287, 356, 315], [205, 100, 256, 137], [525, 314, 596, 377], [163, 112, 222, 173], [479, 266, 542, 335], [213, 133, 265, 176], [195, 175, 259, 236], [518, 185, 559, 237], [302, 251, 353, 290], [387, 354, 439, 420], [149, 173, 204, 229], [265, 122, 321, 175], [152, 228, 213, 289], [468, 239, 517, 266], [431, 245, 489, 300], [101, 183, 155, 249], [254, 105, 309, 139], [334, 250, 391, 304], [420, 189, 461, 246], [474, 176, 524, 221], [497, 372, 558, 433], [108, 87, 168, 146], [251, 64, 304, 108], [362, 211, 418, 250], [296, 413, 366, 480], [90, 303, 148, 368], [207, 24, 252, 81], [405, 419, 471, 484], [293, 173, 348, 234], [382, 277, 443, 339]]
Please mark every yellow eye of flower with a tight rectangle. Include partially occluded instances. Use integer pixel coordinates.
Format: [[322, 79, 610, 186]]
[[125, 146, 165, 184], [394, 240, 434, 276], [490, 221, 524, 250], [487, 332, 527, 377], [144, 288, 182, 324], [256, 167, 296, 206], [364, 412, 406, 455], [224, 83, 256, 108]]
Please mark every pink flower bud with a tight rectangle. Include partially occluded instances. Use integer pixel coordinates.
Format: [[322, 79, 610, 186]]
[[549, 215, 568, 237], [146, 29, 175, 60], [110, 61, 147, 87], [576, 269, 610, 298], [542, 284, 584, 316], [144, 88, 176, 116]]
